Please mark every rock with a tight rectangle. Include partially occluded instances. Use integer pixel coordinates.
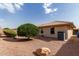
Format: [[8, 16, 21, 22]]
[[34, 47, 51, 56]]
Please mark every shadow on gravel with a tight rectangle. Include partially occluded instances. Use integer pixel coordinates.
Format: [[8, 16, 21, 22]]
[[3, 38, 33, 42], [55, 39, 79, 56], [34, 36, 62, 42]]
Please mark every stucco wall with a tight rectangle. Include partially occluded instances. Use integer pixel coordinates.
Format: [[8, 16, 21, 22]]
[[39, 26, 73, 40], [67, 29, 73, 39], [39, 28, 56, 37], [55, 26, 68, 39]]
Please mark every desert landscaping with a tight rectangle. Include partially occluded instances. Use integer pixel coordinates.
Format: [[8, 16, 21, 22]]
[[0, 22, 78, 56], [0, 3, 78, 56], [0, 36, 78, 56]]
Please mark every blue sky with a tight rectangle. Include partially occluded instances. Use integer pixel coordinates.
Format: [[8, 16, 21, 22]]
[[0, 3, 79, 28]]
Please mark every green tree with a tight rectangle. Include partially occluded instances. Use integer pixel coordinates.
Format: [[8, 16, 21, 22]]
[[17, 23, 39, 39]]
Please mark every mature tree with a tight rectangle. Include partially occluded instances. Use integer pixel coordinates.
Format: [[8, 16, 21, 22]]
[[17, 23, 39, 39]]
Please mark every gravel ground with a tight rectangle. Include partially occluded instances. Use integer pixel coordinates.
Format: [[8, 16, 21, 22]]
[[0, 36, 65, 56], [0, 36, 79, 56]]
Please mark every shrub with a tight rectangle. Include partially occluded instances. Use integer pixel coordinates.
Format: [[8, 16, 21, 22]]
[[3, 28, 17, 37], [17, 23, 39, 39], [3, 28, 9, 29]]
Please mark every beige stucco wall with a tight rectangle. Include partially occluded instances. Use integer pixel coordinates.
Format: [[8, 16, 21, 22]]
[[39, 26, 73, 40], [55, 26, 68, 39], [67, 29, 73, 39], [39, 28, 56, 37]]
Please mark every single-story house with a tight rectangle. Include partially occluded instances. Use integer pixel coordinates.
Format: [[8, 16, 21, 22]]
[[38, 21, 76, 41]]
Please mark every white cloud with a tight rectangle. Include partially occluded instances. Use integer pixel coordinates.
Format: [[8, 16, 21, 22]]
[[0, 3, 24, 14], [53, 8, 58, 11], [43, 3, 58, 14]]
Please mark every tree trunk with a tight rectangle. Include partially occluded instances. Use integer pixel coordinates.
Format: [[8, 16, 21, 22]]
[[27, 36, 30, 40]]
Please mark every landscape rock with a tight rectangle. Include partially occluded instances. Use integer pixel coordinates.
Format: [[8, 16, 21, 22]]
[[34, 47, 51, 56]]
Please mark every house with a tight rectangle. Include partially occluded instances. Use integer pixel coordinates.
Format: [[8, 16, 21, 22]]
[[38, 21, 76, 41], [73, 28, 79, 35]]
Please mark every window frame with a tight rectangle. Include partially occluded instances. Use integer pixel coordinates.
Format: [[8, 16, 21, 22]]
[[40, 29, 43, 34], [50, 28, 55, 34], [73, 29, 78, 35]]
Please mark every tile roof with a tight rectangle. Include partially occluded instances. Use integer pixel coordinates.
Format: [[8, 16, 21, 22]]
[[39, 21, 76, 28]]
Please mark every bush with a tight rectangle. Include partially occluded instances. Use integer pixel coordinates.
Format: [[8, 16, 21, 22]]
[[17, 23, 39, 39], [3, 28, 17, 37]]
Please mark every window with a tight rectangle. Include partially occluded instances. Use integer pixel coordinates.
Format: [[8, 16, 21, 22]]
[[73, 29, 78, 35], [50, 28, 55, 34], [40, 29, 43, 33]]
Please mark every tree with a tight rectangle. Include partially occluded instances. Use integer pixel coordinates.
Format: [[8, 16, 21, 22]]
[[17, 23, 39, 39]]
